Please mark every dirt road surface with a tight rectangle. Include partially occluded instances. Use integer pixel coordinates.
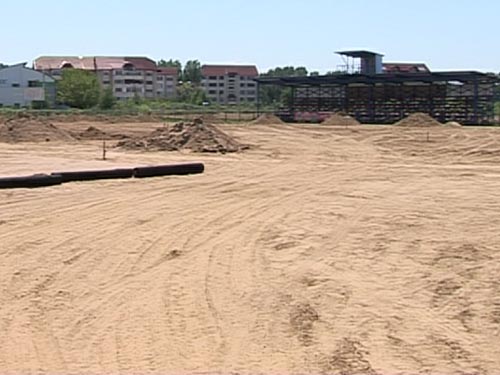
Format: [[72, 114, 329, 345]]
[[1, 122, 500, 374]]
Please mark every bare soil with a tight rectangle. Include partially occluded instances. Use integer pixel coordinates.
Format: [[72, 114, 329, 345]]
[[1, 121, 500, 374], [251, 113, 285, 125], [116, 119, 249, 153], [75, 126, 129, 141], [0, 116, 75, 143], [395, 112, 443, 127], [322, 113, 361, 126]]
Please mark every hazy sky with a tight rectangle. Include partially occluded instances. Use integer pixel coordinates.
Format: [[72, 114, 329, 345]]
[[1, 0, 499, 73]]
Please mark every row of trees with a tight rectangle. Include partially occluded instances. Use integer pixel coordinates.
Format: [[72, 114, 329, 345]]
[[157, 59, 202, 84]]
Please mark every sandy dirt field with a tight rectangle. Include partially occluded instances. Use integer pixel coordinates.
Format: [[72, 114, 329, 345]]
[[1, 121, 500, 374]]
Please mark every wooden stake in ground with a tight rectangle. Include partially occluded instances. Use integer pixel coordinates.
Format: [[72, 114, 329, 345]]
[[102, 140, 107, 160]]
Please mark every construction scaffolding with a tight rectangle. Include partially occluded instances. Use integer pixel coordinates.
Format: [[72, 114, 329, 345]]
[[256, 71, 498, 125]]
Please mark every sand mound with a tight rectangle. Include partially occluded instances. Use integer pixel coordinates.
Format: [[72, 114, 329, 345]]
[[445, 121, 463, 128], [0, 115, 75, 143], [117, 119, 248, 153], [322, 113, 360, 126], [395, 113, 443, 127], [76, 126, 128, 140], [251, 113, 285, 125]]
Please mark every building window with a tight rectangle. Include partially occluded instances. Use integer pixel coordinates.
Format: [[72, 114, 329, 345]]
[[0, 79, 7, 85], [219, 83, 224, 87], [114, 70, 122, 75], [247, 82, 256, 87], [124, 79, 143, 85], [219, 76, 224, 80], [219, 90, 224, 95], [209, 76, 217, 80], [11, 83, 20, 87], [166, 77, 174, 81], [209, 83, 217, 87], [209, 90, 217, 95], [115, 88, 123, 92]]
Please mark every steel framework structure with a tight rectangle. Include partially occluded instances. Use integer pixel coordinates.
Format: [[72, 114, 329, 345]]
[[256, 71, 499, 124]]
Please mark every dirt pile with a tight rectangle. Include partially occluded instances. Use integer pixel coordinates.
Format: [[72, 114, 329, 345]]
[[76, 126, 128, 140], [0, 115, 75, 143], [117, 119, 248, 153], [251, 113, 285, 125], [395, 113, 443, 127], [322, 113, 360, 126], [445, 121, 463, 127]]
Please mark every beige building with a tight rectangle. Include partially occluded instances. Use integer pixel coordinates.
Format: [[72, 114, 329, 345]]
[[33, 56, 178, 100], [156, 67, 178, 99], [201, 65, 258, 105]]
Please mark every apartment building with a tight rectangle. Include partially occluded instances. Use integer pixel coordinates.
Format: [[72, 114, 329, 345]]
[[201, 65, 258, 104], [33, 56, 178, 100], [0, 63, 55, 107], [156, 67, 179, 98]]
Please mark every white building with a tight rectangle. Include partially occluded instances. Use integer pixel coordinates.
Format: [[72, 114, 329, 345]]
[[0, 63, 55, 108], [201, 65, 258, 105], [33, 56, 178, 100]]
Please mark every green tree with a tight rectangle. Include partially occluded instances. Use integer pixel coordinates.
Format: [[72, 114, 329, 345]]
[[182, 60, 201, 84], [99, 87, 116, 109], [176, 82, 207, 104], [326, 70, 343, 76], [0, 63, 7, 69], [259, 66, 308, 106], [158, 59, 182, 79], [57, 69, 100, 109]]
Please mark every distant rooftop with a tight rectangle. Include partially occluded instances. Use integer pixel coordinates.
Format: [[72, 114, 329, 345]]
[[336, 50, 384, 58], [201, 65, 258, 77], [34, 56, 157, 71]]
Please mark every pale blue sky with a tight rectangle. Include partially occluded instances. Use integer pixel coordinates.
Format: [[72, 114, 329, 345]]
[[1, 0, 498, 73]]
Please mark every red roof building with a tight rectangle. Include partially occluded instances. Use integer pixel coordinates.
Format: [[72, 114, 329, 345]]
[[34, 56, 157, 71], [201, 65, 258, 77], [33, 56, 175, 100]]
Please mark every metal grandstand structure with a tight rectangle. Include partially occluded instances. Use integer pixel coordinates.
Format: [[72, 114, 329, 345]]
[[256, 52, 498, 125]]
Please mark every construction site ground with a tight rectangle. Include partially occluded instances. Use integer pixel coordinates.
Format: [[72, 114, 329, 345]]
[[1, 120, 500, 374]]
